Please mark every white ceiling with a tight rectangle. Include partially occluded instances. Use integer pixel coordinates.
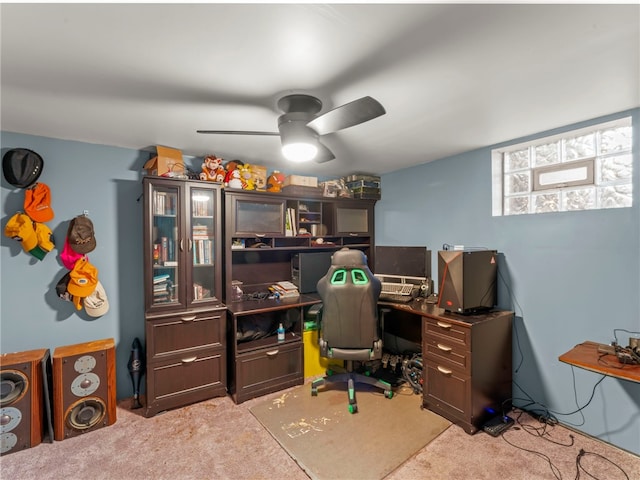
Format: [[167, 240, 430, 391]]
[[1, 3, 639, 178]]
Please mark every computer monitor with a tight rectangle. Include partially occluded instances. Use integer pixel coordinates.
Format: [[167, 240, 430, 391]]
[[374, 246, 432, 279]]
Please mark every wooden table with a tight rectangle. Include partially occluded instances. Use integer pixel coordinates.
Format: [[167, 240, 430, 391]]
[[559, 341, 640, 383]]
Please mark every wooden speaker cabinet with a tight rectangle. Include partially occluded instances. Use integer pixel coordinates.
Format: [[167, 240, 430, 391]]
[[52, 338, 116, 441], [0, 348, 51, 455]]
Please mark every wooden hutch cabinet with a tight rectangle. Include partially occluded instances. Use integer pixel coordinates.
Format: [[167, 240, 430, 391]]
[[223, 189, 376, 403], [142, 177, 227, 417], [422, 309, 513, 434]]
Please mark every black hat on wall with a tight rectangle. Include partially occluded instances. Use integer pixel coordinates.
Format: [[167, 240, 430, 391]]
[[2, 148, 44, 188]]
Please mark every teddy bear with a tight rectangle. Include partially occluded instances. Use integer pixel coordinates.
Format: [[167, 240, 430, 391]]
[[200, 155, 226, 183], [267, 170, 285, 193]]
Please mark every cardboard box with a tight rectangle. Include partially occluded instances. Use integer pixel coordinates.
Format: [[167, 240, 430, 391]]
[[284, 175, 318, 187], [251, 165, 268, 190], [144, 146, 185, 177]]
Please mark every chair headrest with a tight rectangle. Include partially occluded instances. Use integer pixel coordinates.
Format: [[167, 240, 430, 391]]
[[331, 248, 367, 266]]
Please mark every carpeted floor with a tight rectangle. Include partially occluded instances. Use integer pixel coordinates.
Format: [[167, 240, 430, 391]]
[[249, 383, 450, 480], [1, 383, 639, 480]]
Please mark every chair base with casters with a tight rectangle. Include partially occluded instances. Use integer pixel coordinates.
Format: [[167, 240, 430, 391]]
[[311, 355, 393, 414]]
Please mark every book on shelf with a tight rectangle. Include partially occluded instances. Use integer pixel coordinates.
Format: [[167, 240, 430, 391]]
[[153, 274, 170, 283]]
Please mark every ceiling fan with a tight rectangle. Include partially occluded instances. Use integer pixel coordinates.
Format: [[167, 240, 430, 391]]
[[197, 94, 386, 163]]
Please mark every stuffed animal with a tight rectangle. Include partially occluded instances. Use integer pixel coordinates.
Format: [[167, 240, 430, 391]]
[[200, 155, 226, 183], [267, 170, 285, 193], [226, 168, 244, 189], [223, 160, 244, 186], [238, 164, 255, 190]]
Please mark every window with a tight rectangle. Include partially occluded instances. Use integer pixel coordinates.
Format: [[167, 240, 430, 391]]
[[492, 117, 633, 216]]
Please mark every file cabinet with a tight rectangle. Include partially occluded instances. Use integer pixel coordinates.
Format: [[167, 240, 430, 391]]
[[422, 309, 512, 434]]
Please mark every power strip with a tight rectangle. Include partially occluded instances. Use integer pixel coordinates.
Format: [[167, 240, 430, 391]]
[[482, 415, 515, 437]]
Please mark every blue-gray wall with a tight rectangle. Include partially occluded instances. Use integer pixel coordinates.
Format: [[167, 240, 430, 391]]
[[376, 108, 640, 455], [2, 109, 639, 455], [1, 134, 148, 401]]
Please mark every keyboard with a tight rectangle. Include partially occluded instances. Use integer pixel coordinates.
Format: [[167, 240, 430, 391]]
[[380, 282, 414, 295], [379, 293, 414, 303]]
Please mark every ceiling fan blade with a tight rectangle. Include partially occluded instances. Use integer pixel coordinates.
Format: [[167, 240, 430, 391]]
[[306, 96, 386, 136], [314, 141, 335, 164], [196, 130, 279, 136]]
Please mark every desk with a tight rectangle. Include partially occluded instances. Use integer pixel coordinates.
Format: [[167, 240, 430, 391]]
[[559, 341, 640, 383], [227, 294, 321, 404], [380, 298, 513, 434]]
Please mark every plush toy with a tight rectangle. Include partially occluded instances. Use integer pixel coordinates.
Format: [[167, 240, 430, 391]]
[[267, 170, 285, 193], [223, 160, 244, 186], [200, 155, 226, 183], [226, 168, 244, 189], [238, 164, 255, 190]]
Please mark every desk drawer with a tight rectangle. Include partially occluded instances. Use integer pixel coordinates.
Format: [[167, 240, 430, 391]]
[[423, 358, 470, 423], [234, 342, 303, 403], [145, 348, 226, 415], [423, 316, 469, 348], [423, 334, 469, 373], [146, 310, 226, 360]]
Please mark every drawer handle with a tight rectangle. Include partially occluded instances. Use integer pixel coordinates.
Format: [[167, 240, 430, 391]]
[[436, 321, 452, 330], [266, 350, 279, 357], [181, 356, 197, 364], [437, 366, 452, 375], [349, 233, 358, 236], [255, 233, 266, 237], [181, 315, 197, 322], [437, 343, 452, 352]]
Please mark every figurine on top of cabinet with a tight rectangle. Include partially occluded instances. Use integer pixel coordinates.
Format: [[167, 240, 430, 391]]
[[267, 170, 285, 193], [226, 168, 244, 189], [200, 154, 226, 183], [223, 159, 244, 186], [238, 164, 255, 190]]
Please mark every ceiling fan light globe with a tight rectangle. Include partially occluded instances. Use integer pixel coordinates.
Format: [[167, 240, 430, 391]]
[[282, 142, 317, 163]]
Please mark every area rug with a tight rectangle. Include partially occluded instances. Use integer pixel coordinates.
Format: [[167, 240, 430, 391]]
[[249, 383, 451, 480]]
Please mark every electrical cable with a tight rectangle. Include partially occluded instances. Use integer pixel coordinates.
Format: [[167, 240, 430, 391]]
[[500, 429, 564, 480], [574, 449, 630, 480]]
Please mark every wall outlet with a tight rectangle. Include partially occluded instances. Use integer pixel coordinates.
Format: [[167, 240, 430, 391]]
[[453, 245, 464, 251]]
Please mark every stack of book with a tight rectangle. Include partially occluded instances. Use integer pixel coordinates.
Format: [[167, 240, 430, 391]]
[[270, 281, 300, 298], [192, 225, 213, 265], [153, 274, 173, 303]]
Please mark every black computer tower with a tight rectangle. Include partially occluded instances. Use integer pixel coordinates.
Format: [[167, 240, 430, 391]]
[[437, 250, 497, 314], [291, 251, 334, 293]]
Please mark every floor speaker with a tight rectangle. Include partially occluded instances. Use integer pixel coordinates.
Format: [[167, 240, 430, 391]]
[[0, 348, 50, 455], [53, 338, 116, 441]]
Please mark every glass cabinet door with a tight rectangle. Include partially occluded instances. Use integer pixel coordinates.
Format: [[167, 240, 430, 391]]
[[231, 195, 285, 236], [150, 183, 181, 308], [190, 186, 217, 304]]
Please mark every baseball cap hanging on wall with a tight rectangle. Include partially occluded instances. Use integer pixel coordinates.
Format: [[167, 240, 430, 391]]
[[24, 182, 55, 222], [2, 148, 43, 188], [67, 215, 96, 254], [4, 212, 50, 260]]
